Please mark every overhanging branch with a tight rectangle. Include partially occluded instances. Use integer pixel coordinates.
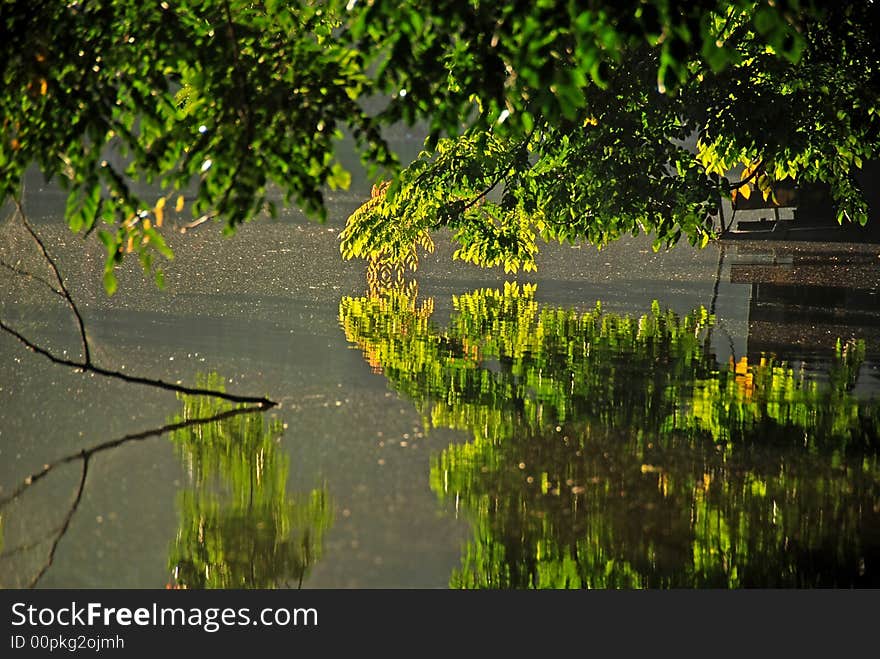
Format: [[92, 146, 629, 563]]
[[0, 319, 275, 408]]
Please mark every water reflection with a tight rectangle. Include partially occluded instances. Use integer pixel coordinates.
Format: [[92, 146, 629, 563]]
[[340, 283, 880, 587], [167, 376, 333, 589], [0, 374, 332, 589]]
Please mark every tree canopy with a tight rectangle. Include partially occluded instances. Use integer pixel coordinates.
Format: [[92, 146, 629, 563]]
[[2, 1, 879, 289]]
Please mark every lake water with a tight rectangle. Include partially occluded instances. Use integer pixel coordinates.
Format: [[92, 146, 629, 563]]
[[1, 174, 878, 588]]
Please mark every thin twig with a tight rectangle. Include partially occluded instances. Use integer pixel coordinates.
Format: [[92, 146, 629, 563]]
[[726, 159, 764, 191], [2, 200, 276, 408], [28, 457, 89, 588], [0, 319, 276, 408], [14, 197, 92, 365], [0, 260, 64, 297], [180, 211, 217, 233], [462, 126, 537, 213]]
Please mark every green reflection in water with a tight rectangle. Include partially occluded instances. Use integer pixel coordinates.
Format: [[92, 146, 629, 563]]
[[340, 284, 880, 587], [167, 375, 333, 589]]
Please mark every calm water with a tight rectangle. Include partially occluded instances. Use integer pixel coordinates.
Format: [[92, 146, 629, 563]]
[[1, 175, 878, 588]]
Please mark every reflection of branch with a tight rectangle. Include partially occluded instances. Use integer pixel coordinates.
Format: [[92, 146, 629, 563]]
[[1, 404, 265, 588], [28, 458, 89, 588], [0, 405, 265, 507], [0, 530, 65, 559], [15, 198, 91, 365]]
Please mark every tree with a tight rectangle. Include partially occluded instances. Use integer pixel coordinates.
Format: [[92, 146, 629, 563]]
[[2, 2, 879, 290], [341, 1, 880, 270], [1, 1, 390, 292]]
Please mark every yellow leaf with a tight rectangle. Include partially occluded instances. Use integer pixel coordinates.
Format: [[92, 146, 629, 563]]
[[738, 184, 751, 200], [154, 197, 166, 227], [175, 195, 185, 212], [40, 78, 47, 96]]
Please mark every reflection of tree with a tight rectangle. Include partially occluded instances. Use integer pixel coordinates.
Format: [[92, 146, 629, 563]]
[[167, 375, 333, 589], [341, 285, 880, 587]]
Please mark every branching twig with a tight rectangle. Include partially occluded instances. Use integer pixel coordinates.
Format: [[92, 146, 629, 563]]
[[726, 159, 764, 191], [462, 126, 537, 213], [0, 260, 64, 297], [14, 197, 91, 365], [1, 200, 277, 408]]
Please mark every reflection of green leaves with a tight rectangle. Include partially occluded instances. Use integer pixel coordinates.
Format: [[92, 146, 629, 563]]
[[341, 285, 880, 587], [167, 374, 333, 589]]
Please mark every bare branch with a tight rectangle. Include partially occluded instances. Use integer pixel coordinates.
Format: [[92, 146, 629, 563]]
[[14, 197, 92, 365], [0, 260, 64, 297], [0, 318, 276, 409], [2, 198, 277, 409]]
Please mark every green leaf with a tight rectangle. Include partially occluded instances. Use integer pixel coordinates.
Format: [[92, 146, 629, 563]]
[[103, 269, 118, 296]]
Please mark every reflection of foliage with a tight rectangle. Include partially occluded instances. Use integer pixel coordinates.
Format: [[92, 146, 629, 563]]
[[342, 282, 712, 440], [167, 374, 333, 589], [686, 342, 877, 448], [341, 285, 880, 587]]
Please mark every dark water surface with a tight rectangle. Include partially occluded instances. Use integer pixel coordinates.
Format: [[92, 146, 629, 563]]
[[1, 179, 878, 588]]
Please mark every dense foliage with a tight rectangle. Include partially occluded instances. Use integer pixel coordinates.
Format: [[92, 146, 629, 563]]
[[1, 1, 387, 292], [2, 2, 879, 289], [341, 1, 880, 270]]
